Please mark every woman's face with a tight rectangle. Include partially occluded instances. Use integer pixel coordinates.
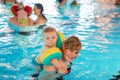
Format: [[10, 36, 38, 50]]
[[62, 49, 79, 62], [34, 5, 41, 15]]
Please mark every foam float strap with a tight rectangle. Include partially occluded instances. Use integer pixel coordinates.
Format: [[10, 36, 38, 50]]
[[56, 32, 65, 50]]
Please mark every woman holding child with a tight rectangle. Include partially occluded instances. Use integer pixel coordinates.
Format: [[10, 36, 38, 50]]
[[39, 36, 82, 80], [31, 27, 82, 80]]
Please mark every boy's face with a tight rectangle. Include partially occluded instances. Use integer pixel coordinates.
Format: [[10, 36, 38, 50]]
[[43, 31, 58, 47], [63, 49, 79, 62]]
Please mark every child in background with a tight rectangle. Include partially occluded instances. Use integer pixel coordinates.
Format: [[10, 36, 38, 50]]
[[17, 2, 28, 27], [33, 3, 47, 25]]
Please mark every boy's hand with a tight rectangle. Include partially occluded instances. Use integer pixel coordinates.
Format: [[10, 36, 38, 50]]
[[57, 63, 68, 74], [51, 58, 68, 74], [58, 66, 68, 74]]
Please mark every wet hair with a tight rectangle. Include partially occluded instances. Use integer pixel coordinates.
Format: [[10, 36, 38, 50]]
[[42, 27, 57, 34], [35, 3, 43, 13], [35, 3, 47, 21], [63, 36, 82, 52]]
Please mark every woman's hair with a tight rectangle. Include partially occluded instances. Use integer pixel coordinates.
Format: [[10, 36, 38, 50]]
[[35, 3, 43, 14], [35, 3, 47, 21], [63, 36, 82, 52]]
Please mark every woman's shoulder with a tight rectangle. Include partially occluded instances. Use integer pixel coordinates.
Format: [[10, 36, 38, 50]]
[[35, 17, 47, 25]]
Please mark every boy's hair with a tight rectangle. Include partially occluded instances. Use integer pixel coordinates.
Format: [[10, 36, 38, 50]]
[[63, 36, 82, 52], [42, 27, 57, 34]]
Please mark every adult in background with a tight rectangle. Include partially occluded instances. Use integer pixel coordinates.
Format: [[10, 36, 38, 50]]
[[9, 3, 47, 27], [1, 0, 17, 4], [33, 3, 47, 25]]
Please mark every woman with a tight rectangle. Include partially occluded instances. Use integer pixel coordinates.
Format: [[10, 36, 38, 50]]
[[33, 3, 47, 25], [17, 2, 28, 27]]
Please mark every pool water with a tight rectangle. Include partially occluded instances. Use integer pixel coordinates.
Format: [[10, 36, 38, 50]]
[[0, 0, 120, 80]]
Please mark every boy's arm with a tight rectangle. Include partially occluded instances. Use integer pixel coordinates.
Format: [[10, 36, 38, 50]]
[[50, 58, 60, 69], [35, 46, 45, 64], [50, 58, 68, 74]]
